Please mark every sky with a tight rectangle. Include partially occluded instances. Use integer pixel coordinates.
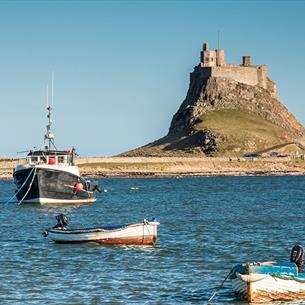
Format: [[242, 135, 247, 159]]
[[0, 0, 305, 157]]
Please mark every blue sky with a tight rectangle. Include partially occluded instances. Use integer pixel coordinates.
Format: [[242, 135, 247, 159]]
[[0, 0, 305, 156]]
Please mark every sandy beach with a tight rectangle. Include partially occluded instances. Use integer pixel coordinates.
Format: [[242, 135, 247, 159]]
[[2, 156, 305, 179]]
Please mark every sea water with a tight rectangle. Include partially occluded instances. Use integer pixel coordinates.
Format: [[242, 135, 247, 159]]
[[1, 176, 305, 304]]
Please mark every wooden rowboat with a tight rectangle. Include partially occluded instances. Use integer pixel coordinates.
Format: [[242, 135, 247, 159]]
[[230, 261, 305, 303], [44, 216, 160, 246]]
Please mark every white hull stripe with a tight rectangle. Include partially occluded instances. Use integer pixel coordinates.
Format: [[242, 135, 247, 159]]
[[21, 197, 96, 204]]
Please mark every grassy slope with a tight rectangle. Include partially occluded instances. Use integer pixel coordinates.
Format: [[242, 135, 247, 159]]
[[194, 109, 296, 156], [122, 109, 298, 157]]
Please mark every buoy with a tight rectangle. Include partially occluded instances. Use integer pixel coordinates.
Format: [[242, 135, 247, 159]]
[[74, 183, 83, 191], [48, 157, 55, 165]]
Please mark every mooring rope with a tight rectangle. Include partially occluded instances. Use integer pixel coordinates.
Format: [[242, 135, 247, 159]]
[[143, 219, 151, 235], [207, 266, 235, 304], [5, 166, 36, 205], [18, 167, 37, 205]]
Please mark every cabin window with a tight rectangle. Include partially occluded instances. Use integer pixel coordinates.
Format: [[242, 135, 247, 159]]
[[31, 157, 38, 163], [58, 156, 64, 163]]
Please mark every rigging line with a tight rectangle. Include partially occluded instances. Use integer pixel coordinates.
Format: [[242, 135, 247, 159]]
[[50, 138, 58, 150]]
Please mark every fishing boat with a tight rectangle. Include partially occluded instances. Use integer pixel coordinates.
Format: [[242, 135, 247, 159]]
[[44, 214, 160, 245], [230, 261, 305, 303], [13, 82, 100, 204]]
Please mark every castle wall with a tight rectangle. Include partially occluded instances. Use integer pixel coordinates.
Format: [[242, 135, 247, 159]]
[[197, 42, 273, 92], [256, 66, 268, 88], [210, 65, 268, 89]]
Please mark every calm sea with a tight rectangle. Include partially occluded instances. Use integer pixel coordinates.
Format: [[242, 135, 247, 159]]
[[1, 176, 305, 305]]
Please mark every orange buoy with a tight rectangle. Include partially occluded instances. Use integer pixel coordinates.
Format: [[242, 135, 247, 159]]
[[74, 183, 83, 191]]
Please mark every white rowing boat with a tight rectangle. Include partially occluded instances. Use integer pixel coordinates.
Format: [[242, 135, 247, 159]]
[[44, 215, 159, 246]]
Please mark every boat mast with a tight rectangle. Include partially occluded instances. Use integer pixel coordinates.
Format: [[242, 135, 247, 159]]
[[45, 104, 55, 150], [44, 74, 55, 151]]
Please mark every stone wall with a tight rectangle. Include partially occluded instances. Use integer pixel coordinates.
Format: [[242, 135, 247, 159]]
[[210, 65, 268, 89], [198, 42, 271, 91], [256, 65, 268, 89]]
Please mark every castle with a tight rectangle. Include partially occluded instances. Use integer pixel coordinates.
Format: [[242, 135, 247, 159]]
[[192, 42, 276, 95]]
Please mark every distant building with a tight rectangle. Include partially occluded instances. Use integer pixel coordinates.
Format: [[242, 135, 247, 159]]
[[193, 42, 277, 96]]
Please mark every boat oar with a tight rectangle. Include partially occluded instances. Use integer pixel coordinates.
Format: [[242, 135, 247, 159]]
[[207, 267, 234, 304]]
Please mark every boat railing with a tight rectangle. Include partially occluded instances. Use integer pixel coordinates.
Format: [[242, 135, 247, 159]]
[[27, 154, 75, 166]]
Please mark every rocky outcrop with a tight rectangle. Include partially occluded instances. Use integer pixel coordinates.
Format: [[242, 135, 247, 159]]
[[169, 76, 305, 138], [186, 129, 218, 154]]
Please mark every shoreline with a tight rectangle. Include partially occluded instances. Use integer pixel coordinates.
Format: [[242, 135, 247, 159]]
[[1, 156, 305, 179], [82, 171, 305, 178]]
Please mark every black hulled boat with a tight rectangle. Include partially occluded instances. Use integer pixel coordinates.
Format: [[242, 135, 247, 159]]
[[13, 105, 99, 204]]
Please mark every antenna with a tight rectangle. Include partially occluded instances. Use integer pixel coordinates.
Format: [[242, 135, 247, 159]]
[[51, 72, 54, 106], [218, 30, 220, 50], [46, 85, 49, 107]]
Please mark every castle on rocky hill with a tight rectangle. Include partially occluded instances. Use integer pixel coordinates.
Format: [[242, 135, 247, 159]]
[[193, 42, 277, 96], [122, 41, 305, 157]]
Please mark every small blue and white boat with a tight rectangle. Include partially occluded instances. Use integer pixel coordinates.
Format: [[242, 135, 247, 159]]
[[230, 261, 305, 303]]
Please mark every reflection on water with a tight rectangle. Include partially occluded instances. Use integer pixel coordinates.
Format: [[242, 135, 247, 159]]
[[1, 176, 305, 304]]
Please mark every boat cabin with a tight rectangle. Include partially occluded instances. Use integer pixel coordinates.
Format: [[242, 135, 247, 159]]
[[27, 150, 76, 166]]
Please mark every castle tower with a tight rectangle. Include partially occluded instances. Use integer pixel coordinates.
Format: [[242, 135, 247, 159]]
[[200, 42, 217, 67], [200, 42, 225, 67], [242, 56, 251, 66], [216, 49, 225, 66]]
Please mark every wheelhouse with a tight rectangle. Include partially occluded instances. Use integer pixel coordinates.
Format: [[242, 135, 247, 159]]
[[27, 150, 76, 166]]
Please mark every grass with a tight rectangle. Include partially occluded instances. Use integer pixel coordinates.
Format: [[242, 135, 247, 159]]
[[122, 109, 298, 157], [194, 109, 295, 156], [78, 162, 174, 171]]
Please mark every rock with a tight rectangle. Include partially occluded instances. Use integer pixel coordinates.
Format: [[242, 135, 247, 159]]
[[169, 77, 305, 138]]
